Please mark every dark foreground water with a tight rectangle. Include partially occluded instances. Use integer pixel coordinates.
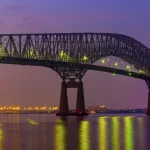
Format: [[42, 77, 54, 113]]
[[0, 113, 149, 150]]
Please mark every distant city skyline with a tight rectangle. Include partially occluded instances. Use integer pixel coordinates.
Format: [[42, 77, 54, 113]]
[[0, 105, 146, 111], [0, 0, 149, 109]]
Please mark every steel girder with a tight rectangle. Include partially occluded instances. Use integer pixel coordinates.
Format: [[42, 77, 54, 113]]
[[0, 33, 149, 79]]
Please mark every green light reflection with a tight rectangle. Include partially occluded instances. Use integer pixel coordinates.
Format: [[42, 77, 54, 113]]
[[78, 121, 90, 150], [98, 117, 108, 150], [124, 116, 134, 150], [111, 117, 120, 150], [55, 119, 67, 150]]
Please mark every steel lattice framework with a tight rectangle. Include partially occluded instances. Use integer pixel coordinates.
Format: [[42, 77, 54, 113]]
[[0, 33, 149, 80]]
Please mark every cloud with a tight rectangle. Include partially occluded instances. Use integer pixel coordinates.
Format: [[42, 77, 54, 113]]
[[6, 5, 24, 11]]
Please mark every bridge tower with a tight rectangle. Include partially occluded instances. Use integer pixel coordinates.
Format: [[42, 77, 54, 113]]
[[54, 66, 86, 116], [146, 80, 150, 115]]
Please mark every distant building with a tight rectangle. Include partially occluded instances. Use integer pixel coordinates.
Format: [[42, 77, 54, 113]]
[[88, 105, 109, 112]]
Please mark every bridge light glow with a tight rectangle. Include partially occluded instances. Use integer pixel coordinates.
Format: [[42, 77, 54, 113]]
[[126, 65, 130, 69], [27, 48, 35, 58], [101, 59, 105, 64], [60, 51, 64, 56], [139, 70, 144, 74], [59, 51, 72, 62], [0, 48, 4, 56], [82, 56, 88, 61], [112, 73, 116, 76], [128, 72, 132, 76], [30, 50, 34, 56], [114, 62, 118, 66]]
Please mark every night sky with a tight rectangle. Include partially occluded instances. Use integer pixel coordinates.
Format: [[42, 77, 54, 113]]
[[0, 0, 149, 109]]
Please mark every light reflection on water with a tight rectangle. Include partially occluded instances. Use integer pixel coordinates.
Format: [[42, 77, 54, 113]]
[[78, 120, 90, 150], [98, 117, 108, 150], [0, 114, 148, 150], [124, 116, 134, 150], [111, 117, 120, 150], [0, 124, 4, 150], [55, 119, 67, 150]]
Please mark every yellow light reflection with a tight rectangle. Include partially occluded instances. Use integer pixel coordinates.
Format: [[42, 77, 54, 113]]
[[27, 119, 38, 125], [98, 117, 107, 150], [0, 124, 4, 150], [100, 116, 109, 118], [78, 121, 90, 150], [124, 117, 134, 150], [111, 117, 120, 150], [55, 119, 67, 150]]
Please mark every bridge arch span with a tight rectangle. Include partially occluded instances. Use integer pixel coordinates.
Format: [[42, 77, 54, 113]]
[[0, 33, 149, 115], [83, 33, 150, 74], [91, 55, 140, 74], [0, 32, 149, 76]]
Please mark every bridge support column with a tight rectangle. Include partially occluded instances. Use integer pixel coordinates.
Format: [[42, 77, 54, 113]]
[[146, 80, 150, 115], [76, 80, 85, 113], [147, 91, 150, 115], [59, 81, 69, 115]]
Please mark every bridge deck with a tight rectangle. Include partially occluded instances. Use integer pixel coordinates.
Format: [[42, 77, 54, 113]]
[[0, 56, 150, 80]]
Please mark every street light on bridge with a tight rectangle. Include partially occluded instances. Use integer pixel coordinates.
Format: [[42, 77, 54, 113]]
[[101, 59, 105, 64]]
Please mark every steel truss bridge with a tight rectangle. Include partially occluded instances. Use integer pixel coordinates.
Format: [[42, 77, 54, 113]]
[[0, 33, 150, 116]]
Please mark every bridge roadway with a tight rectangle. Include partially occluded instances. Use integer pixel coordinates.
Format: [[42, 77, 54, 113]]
[[0, 56, 150, 80]]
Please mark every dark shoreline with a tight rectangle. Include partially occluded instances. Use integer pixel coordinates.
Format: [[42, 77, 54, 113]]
[[0, 112, 145, 114]]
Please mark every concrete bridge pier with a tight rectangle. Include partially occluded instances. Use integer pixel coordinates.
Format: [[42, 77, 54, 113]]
[[147, 91, 150, 115], [146, 80, 150, 115], [76, 80, 85, 114], [59, 81, 69, 115]]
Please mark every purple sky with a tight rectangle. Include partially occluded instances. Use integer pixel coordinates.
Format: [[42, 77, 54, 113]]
[[0, 0, 149, 109]]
